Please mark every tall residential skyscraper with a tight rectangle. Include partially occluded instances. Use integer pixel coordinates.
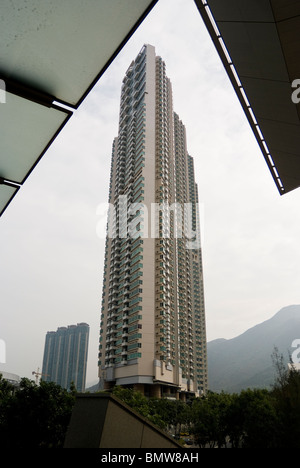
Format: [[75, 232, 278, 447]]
[[98, 45, 207, 399], [42, 323, 89, 392]]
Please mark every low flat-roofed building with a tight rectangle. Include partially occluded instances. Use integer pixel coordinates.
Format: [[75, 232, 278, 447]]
[[0, 371, 21, 388]]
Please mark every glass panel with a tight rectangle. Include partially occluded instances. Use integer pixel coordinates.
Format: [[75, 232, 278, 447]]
[[0, 184, 19, 216], [0, 0, 156, 107], [0, 91, 71, 184]]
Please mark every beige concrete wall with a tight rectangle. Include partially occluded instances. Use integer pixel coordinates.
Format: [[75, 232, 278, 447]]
[[137, 44, 156, 378], [154, 359, 175, 384], [64, 394, 182, 449]]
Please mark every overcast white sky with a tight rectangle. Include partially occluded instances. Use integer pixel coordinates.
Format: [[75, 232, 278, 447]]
[[1, 0, 300, 386]]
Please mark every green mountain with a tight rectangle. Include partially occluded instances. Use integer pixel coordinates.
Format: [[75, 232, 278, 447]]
[[207, 305, 300, 393]]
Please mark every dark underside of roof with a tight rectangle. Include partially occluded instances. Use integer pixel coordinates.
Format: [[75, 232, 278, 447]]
[[195, 0, 300, 195], [0, 0, 158, 216]]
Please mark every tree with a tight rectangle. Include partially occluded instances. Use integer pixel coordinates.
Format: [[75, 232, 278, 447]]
[[237, 389, 279, 448], [0, 374, 15, 430], [111, 386, 193, 434], [0, 374, 15, 398], [271, 348, 300, 448], [0, 377, 76, 448], [224, 392, 244, 448], [111, 386, 150, 417], [111, 386, 170, 429], [191, 392, 231, 448], [190, 389, 279, 448]]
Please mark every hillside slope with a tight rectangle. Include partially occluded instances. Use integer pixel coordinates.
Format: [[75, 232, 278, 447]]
[[207, 305, 300, 393]]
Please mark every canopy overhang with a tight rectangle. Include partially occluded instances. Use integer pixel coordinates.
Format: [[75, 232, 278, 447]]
[[195, 0, 300, 195], [0, 0, 158, 216], [2, 0, 300, 218]]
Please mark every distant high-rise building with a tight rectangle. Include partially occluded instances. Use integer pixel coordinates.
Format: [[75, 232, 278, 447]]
[[98, 44, 207, 398], [42, 323, 89, 392]]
